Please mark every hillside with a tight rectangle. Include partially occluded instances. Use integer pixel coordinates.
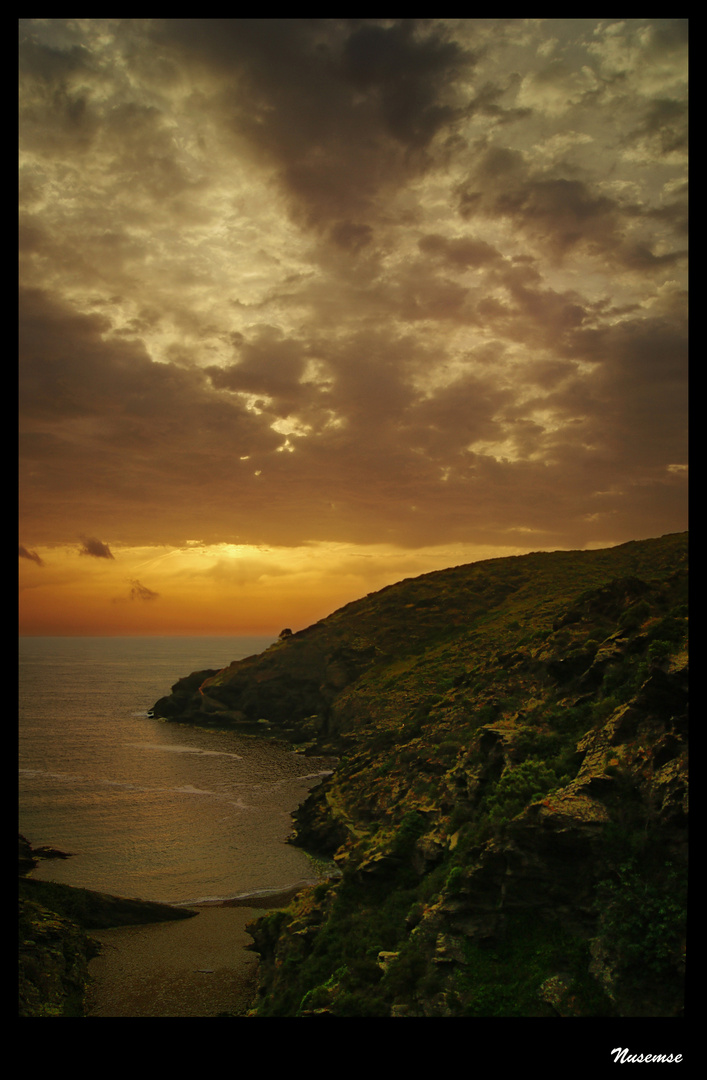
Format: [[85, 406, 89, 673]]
[[152, 533, 688, 1017]]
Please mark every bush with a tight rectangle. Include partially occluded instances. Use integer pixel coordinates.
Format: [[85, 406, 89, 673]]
[[649, 615, 686, 644], [391, 810, 427, 856], [594, 860, 686, 980], [618, 601, 651, 631], [647, 639, 672, 664], [445, 865, 465, 895], [485, 760, 560, 823]]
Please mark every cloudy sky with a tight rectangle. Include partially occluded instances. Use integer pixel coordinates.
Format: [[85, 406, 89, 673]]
[[19, 19, 688, 636]]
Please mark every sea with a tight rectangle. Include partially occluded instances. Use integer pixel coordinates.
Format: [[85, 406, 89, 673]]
[[18, 636, 337, 907]]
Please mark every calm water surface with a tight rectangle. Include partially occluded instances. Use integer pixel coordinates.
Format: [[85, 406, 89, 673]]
[[18, 637, 336, 905]]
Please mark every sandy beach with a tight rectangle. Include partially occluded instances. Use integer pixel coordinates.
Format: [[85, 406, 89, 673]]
[[86, 903, 267, 1017]]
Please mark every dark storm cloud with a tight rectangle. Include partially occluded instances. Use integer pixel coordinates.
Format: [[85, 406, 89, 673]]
[[457, 146, 622, 261], [18, 288, 280, 447], [19, 287, 286, 545], [18, 31, 103, 157], [205, 327, 310, 414], [79, 536, 114, 559], [418, 233, 503, 269], [208, 322, 433, 448], [18, 20, 688, 559], [405, 372, 512, 459], [340, 20, 469, 148], [563, 315, 688, 464], [330, 221, 374, 253], [19, 274, 687, 553], [629, 96, 688, 156], [459, 148, 688, 273], [19, 544, 44, 566], [154, 18, 476, 232]]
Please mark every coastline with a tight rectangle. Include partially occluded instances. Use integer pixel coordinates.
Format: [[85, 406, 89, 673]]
[[182, 881, 324, 910], [20, 833, 312, 1017]]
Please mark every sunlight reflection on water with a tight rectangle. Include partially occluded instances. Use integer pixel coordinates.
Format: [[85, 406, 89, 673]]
[[19, 636, 336, 904]]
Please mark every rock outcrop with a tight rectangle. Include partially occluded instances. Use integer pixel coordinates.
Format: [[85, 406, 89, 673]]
[[151, 532, 688, 1017]]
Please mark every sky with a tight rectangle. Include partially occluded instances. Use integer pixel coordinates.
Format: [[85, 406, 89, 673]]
[[19, 18, 688, 636]]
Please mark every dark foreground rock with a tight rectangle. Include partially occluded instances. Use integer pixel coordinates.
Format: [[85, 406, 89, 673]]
[[18, 835, 196, 1017]]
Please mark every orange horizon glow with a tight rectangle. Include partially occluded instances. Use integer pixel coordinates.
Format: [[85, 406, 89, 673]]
[[20, 538, 566, 637], [19, 21, 687, 637]]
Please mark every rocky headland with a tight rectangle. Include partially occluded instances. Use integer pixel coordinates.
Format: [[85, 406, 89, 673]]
[[150, 532, 688, 1017]]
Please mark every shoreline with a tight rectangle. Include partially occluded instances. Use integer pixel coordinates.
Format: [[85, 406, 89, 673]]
[[179, 879, 328, 910], [20, 834, 318, 1016]]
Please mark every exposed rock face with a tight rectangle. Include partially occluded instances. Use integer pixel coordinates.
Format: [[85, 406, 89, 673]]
[[19, 893, 98, 1017], [152, 532, 688, 1017], [150, 668, 221, 720]]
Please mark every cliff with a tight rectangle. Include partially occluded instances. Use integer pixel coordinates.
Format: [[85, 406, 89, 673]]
[[152, 532, 688, 1017]]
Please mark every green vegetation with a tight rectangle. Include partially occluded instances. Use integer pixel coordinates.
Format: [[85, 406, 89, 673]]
[[19, 893, 98, 1016], [449, 914, 614, 1017], [483, 758, 564, 824], [154, 532, 688, 1018], [595, 858, 686, 981]]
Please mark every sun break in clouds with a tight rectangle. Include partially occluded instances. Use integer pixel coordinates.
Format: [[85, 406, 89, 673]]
[[19, 19, 688, 635]]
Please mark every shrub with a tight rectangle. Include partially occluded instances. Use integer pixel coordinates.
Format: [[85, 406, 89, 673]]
[[391, 810, 427, 856], [618, 601, 651, 631], [446, 865, 465, 895], [485, 760, 561, 823], [594, 859, 686, 980], [647, 639, 672, 664]]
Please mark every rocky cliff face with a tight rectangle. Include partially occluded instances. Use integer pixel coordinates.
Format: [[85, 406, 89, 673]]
[[152, 532, 688, 1017]]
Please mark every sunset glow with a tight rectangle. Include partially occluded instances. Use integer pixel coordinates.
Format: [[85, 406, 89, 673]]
[[19, 19, 688, 636]]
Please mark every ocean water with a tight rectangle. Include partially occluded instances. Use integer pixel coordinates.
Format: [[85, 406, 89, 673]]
[[18, 636, 336, 906]]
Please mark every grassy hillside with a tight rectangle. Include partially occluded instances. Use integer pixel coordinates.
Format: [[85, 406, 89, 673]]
[[153, 533, 688, 1017]]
